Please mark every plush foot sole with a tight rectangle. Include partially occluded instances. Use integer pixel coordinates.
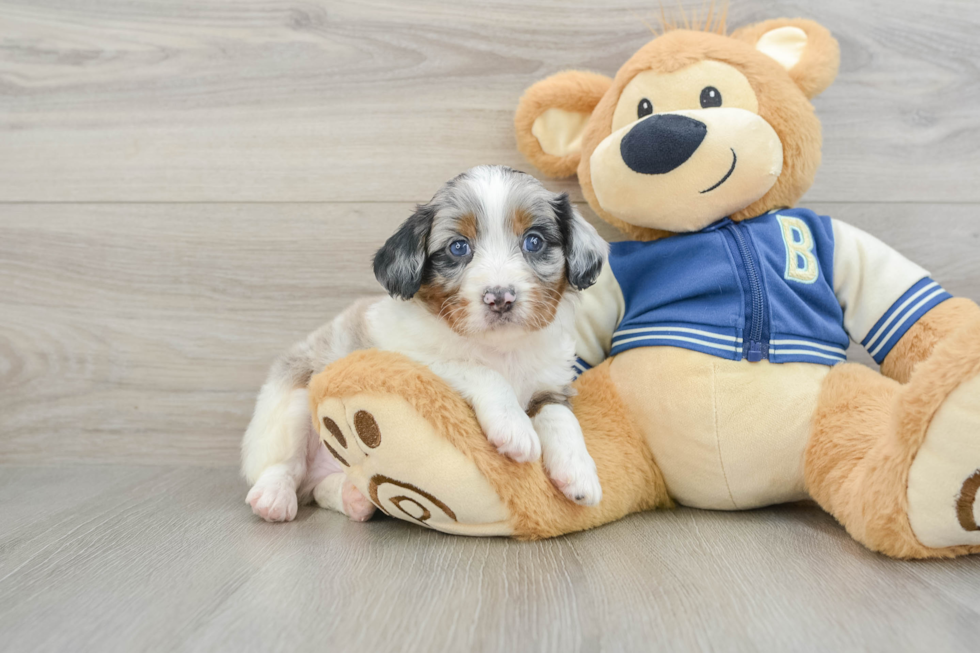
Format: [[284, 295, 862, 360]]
[[312, 390, 514, 536], [907, 372, 980, 548]]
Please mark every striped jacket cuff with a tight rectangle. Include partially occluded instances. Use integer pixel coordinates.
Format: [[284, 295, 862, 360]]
[[862, 278, 951, 364], [572, 357, 592, 379]]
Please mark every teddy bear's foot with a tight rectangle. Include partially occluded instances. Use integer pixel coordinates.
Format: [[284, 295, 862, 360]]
[[310, 383, 515, 537], [308, 350, 673, 539], [907, 371, 980, 548], [807, 315, 980, 558]]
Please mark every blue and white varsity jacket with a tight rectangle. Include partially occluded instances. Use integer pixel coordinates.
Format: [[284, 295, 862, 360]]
[[573, 208, 951, 376]]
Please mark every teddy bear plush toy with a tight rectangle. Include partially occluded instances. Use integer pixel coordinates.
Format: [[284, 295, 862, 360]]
[[309, 17, 980, 558]]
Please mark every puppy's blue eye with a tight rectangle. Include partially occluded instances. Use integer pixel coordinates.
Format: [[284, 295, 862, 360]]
[[449, 240, 470, 257], [523, 234, 544, 253]]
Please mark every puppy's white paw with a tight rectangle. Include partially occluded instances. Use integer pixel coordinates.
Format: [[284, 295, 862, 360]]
[[342, 478, 376, 522], [483, 409, 541, 463], [534, 404, 602, 506], [246, 474, 298, 522], [545, 448, 602, 506]]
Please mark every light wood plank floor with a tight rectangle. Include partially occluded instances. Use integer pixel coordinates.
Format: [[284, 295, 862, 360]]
[[2, 1, 980, 651], [3, 466, 980, 653]]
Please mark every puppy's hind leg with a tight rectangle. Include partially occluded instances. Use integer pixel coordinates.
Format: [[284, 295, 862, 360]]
[[302, 442, 376, 522], [243, 384, 313, 522]]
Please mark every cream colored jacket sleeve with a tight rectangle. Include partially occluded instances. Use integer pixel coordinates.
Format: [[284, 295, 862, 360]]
[[831, 219, 949, 364], [573, 262, 626, 374]]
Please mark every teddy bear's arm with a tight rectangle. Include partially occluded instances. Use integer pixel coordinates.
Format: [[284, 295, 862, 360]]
[[880, 298, 980, 383], [831, 219, 954, 371]]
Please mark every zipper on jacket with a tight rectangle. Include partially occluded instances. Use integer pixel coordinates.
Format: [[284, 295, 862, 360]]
[[725, 222, 768, 362]]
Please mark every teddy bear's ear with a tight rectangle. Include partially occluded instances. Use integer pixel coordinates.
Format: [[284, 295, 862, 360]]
[[514, 71, 612, 178], [732, 18, 840, 99]]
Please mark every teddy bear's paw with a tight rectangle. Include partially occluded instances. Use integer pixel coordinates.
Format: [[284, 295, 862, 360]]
[[907, 372, 980, 548], [246, 472, 298, 522], [312, 385, 514, 536], [341, 478, 376, 522], [483, 408, 542, 463]]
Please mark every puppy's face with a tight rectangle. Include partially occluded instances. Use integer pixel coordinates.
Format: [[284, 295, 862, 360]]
[[374, 166, 608, 338]]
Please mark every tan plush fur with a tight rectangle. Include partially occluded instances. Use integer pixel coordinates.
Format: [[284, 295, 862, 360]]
[[652, 2, 729, 35], [730, 19, 841, 100], [514, 71, 612, 178], [309, 350, 671, 539], [881, 298, 980, 383], [805, 362, 902, 550], [807, 316, 980, 559]]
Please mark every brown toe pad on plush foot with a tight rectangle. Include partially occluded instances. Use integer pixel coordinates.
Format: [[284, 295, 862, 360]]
[[908, 371, 980, 548], [309, 351, 513, 536], [896, 315, 980, 556]]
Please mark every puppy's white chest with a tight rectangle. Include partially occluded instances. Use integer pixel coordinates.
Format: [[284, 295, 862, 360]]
[[481, 352, 541, 407], [370, 298, 573, 407], [477, 337, 572, 406]]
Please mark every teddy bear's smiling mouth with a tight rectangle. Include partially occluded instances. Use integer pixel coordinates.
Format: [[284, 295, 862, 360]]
[[700, 148, 737, 194]]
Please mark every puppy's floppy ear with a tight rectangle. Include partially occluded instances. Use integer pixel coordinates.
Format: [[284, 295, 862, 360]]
[[373, 204, 435, 300], [732, 19, 840, 99], [552, 193, 608, 291], [515, 71, 612, 179]]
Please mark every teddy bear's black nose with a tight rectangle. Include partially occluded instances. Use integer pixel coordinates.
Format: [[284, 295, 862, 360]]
[[620, 114, 707, 175]]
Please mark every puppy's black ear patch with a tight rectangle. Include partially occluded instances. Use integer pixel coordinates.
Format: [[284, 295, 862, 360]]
[[553, 193, 607, 291], [373, 204, 434, 300]]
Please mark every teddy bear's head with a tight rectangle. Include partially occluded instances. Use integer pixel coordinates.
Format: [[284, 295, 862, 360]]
[[515, 18, 840, 241]]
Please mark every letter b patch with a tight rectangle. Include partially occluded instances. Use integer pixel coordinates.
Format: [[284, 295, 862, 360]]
[[778, 216, 819, 284]]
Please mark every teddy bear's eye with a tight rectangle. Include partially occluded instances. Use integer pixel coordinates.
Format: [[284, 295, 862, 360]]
[[637, 98, 654, 119], [700, 86, 722, 108]]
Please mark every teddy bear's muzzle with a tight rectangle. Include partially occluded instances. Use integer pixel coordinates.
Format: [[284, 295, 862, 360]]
[[589, 108, 784, 234], [620, 113, 707, 175]]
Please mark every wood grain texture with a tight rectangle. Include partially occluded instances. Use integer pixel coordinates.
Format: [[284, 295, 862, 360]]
[[1, 0, 979, 202], [0, 465, 978, 653], [2, 2, 980, 649], [1, 202, 977, 465]]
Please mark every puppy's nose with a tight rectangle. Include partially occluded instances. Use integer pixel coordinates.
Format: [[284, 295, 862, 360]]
[[483, 286, 517, 313], [620, 113, 707, 175]]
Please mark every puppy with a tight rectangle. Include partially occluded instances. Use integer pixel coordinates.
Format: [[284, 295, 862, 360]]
[[242, 165, 609, 523]]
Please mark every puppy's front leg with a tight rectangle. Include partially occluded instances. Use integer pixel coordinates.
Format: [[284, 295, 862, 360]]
[[427, 361, 541, 463], [529, 395, 602, 506]]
